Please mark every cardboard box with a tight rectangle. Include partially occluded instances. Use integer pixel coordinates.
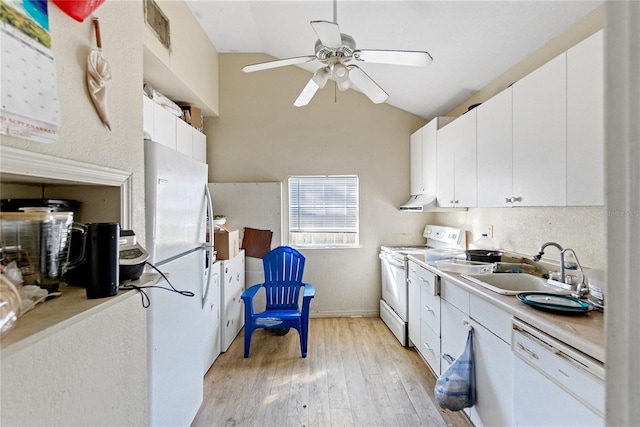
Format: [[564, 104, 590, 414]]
[[179, 105, 203, 130], [214, 224, 239, 260]]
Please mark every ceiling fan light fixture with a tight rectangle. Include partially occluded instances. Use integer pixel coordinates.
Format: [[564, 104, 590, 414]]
[[312, 67, 330, 88], [332, 63, 349, 82], [337, 77, 352, 91]]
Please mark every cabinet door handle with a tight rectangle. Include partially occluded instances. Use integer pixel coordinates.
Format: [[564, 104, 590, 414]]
[[505, 197, 513, 203], [513, 196, 522, 203], [424, 304, 433, 313]]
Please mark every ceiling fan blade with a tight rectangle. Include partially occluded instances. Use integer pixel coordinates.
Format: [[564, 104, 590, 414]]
[[310, 20, 342, 49], [353, 49, 433, 67], [294, 68, 330, 107], [242, 55, 317, 73], [348, 66, 389, 104]]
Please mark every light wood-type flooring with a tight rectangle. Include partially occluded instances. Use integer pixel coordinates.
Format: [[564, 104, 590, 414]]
[[192, 317, 472, 427]]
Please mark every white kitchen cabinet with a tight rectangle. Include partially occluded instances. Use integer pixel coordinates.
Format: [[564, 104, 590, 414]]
[[567, 30, 604, 206], [143, 96, 207, 163], [203, 260, 221, 374], [176, 118, 194, 157], [512, 53, 567, 206], [409, 117, 453, 197], [422, 118, 443, 194], [436, 110, 477, 208], [468, 295, 513, 427], [153, 100, 178, 150], [476, 87, 514, 207], [143, 94, 155, 138], [439, 277, 470, 379], [440, 278, 514, 427], [439, 296, 472, 418], [410, 127, 424, 195], [408, 261, 421, 347], [220, 250, 245, 352], [409, 260, 441, 375], [192, 128, 207, 164]]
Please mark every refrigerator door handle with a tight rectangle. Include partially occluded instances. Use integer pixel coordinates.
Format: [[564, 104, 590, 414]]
[[202, 184, 216, 307]]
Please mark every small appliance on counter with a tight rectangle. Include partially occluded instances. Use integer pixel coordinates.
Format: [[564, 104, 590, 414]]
[[119, 229, 149, 283], [0, 211, 86, 292]]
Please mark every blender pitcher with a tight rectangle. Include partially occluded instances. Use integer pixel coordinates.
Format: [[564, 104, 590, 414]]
[[0, 212, 86, 292]]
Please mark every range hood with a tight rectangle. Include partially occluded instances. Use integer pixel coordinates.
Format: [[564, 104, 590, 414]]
[[399, 194, 437, 211]]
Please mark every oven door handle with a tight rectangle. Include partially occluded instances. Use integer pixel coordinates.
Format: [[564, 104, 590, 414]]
[[379, 252, 406, 268]]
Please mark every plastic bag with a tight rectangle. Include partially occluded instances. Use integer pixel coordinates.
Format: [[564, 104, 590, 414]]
[[434, 327, 476, 411], [0, 267, 23, 337]]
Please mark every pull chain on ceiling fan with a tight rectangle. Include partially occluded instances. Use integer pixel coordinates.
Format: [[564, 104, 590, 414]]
[[241, 0, 433, 107]]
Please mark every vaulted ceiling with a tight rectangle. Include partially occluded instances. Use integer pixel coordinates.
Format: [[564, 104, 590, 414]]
[[186, 0, 602, 118]]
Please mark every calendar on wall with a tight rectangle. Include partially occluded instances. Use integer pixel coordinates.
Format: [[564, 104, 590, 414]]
[[0, 0, 60, 143]]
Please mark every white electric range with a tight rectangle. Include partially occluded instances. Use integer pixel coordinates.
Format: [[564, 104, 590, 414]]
[[379, 225, 466, 346]]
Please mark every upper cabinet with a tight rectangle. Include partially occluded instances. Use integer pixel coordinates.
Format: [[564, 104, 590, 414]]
[[512, 52, 567, 206], [144, 96, 207, 163], [437, 110, 477, 208], [477, 87, 513, 207], [409, 117, 453, 196], [566, 30, 604, 206], [475, 30, 603, 208], [410, 127, 424, 195]]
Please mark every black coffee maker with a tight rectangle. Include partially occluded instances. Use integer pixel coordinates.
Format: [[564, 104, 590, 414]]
[[66, 222, 120, 299]]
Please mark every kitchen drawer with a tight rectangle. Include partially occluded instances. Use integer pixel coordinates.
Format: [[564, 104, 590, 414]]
[[420, 318, 441, 375], [470, 294, 512, 344], [421, 284, 441, 334], [440, 278, 469, 314], [410, 264, 439, 295]]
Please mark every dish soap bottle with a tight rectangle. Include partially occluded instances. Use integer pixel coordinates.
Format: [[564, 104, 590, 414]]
[[474, 233, 495, 249]]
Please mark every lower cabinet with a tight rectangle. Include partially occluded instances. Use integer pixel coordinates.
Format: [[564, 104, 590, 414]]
[[409, 260, 441, 375], [468, 319, 513, 427], [438, 277, 514, 427]]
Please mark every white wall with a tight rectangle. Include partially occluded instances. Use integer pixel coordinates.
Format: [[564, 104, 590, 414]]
[[435, 207, 604, 270], [206, 53, 432, 316], [143, 0, 219, 116], [0, 1, 146, 242]]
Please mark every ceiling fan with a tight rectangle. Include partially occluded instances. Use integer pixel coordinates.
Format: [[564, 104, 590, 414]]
[[241, 3, 433, 107]]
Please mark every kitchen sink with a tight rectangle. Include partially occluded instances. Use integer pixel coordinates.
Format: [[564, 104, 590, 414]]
[[461, 273, 572, 296]]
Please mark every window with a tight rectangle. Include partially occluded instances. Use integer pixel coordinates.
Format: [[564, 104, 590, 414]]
[[288, 175, 359, 248]]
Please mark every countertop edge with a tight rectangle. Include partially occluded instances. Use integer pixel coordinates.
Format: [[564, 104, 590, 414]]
[[408, 254, 605, 365], [0, 273, 160, 358]]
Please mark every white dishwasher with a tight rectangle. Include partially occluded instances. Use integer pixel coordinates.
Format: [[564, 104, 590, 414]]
[[511, 319, 605, 426]]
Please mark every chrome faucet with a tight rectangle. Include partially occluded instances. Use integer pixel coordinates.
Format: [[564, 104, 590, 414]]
[[532, 242, 589, 298], [532, 242, 566, 283]]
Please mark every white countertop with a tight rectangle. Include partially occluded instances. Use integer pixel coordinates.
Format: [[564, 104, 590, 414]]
[[0, 273, 160, 358], [408, 253, 605, 364]]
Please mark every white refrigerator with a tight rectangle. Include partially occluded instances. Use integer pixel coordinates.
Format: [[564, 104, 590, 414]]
[[145, 140, 215, 426]]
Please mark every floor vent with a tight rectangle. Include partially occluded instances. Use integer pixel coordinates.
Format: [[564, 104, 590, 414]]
[[144, 0, 171, 50]]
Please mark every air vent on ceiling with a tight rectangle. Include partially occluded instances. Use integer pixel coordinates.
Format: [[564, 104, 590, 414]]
[[144, 0, 170, 50]]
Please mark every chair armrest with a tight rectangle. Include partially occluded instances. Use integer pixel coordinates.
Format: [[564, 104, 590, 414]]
[[241, 284, 263, 301], [302, 283, 316, 299]]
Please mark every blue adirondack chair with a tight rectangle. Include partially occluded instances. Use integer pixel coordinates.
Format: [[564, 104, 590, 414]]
[[241, 246, 315, 358]]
